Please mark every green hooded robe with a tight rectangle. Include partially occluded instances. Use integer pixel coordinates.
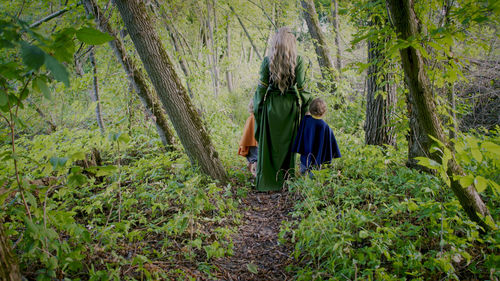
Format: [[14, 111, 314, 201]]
[[253, 56, 312, 191]]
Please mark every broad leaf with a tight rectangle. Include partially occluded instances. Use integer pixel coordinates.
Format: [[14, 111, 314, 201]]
[[76, 27, 113, 45], [0, 90, 7, 106], [45, 54, 69, 86], [20, 41, 45, 70], [458, 175, 474, 188], [34, 77, 51, 100], [474, 176, 487, 193]]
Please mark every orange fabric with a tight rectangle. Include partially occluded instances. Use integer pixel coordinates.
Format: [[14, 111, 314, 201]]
[[238, 114, 258, 156]]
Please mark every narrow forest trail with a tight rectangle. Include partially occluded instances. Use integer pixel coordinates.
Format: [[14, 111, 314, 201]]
[[213, 191, 296, 280]]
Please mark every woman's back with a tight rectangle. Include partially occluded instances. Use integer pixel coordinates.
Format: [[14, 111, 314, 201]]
[[253, 28, 311, 191]]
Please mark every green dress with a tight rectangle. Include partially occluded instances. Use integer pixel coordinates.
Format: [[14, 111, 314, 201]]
[[253, 56, 311, 191]]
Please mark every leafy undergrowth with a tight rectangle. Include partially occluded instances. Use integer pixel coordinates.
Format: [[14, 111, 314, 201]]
[[282, 133, 500, 280], [1, 128, 244, 280]]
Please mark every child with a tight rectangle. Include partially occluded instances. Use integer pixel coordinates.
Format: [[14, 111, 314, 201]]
[[292, 98, 341, 175], [238, 100, 258, 177]]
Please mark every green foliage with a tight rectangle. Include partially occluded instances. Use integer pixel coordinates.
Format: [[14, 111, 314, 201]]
[[1, 129, 239, 279], [283, 134, 499, 280]]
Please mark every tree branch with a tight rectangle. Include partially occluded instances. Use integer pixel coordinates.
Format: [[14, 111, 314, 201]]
[[29, 7, 70, 28]]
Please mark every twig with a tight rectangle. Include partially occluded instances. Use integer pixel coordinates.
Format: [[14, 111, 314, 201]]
[[29, 7, 70, 28]]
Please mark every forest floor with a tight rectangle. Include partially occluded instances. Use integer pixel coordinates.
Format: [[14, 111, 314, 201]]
[[213, 190, 296, 281]]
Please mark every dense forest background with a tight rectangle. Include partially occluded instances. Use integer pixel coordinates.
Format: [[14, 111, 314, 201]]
[[0, 0, 499, 280]]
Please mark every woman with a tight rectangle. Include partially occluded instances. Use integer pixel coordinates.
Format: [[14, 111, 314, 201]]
[[253, 27, 311, 191]]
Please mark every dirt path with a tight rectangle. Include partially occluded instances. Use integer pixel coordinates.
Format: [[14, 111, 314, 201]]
[[213, 191, 296, 280]]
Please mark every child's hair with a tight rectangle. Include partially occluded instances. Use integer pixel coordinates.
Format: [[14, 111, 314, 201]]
[[248, 99, 254, 113], [309, 98, 327, 117]]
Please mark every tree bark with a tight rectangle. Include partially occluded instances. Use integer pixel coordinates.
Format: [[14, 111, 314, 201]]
[[115, 0, 227, 182], [301, 0, 335, 80], [89, 49, 106, 134], [151, 3, 193, 97], [386, 0, 492, 230], [0, 222, 21, 280], [229, 5, 262, 61], [83, 0, 175, 148], [331, 0, 342, 72], [364, 36, 396, 146]]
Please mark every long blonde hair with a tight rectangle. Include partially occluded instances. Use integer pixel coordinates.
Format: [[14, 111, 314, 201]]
[[269, 27, 297, 93]]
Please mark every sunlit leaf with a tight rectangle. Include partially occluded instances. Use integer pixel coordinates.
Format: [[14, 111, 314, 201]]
[[481, 141, 500, 157], [474, 176, 487, 193], [458, 175, 474, 188]]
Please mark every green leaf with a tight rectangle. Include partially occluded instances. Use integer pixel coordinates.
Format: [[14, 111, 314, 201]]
[[34, 77, 51, 100], [20, 41, 45, 70], [481, 141, 500, 157], [87, 165, 117, 177], [44, 54, 69, 87], [70, 151, 86, 162], [359, 230, 370, 238], [458, 175, 474, 188], [76, 27, 113, 45], [49, 156, 68, 170], [246, 263, 258, 274], [489, 180, 500, 195], [415, 157, 440, 169], [0, 90, 7, 106], [68, 167, 88, 187], [118, 133, 130, 144], [474, 176, 487, 193], [471, 148, 483, 163]]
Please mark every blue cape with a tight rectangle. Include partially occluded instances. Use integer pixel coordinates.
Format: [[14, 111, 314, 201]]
[[292, 115, 341, 167]]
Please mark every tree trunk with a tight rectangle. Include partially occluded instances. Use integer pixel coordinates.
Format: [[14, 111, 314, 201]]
[[83, 0, 175, 148], [365, 41, 396, 146], [331, 0, 342, 72], [364, 16, 396, 147], [301, 0, 335, 80], [229, 5, 262, 61], [225, 14, 234, 93], [205, 0, 220, 96], [115, 0, 227, 182], [89, 49, 106, 134], [386, 0, 492, 230], [157, 15, 193, 97], [0, 222, 21, 280]]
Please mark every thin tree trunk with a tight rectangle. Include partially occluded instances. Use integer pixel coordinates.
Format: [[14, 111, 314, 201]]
[[301, 0, 335, 80], [0, 222, 21, 280], [386, 0, 492, 230], [206, 0, 220, 96], [83, 0, 175, 148], [331, 0, 342, 72], [225, 14, 234, 92], [115, 0, 227, 182], [229, 5, 262, 61], [89, 49, 105, 134], [248, 46, 253, 62], [364, 36, 396, 146]]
